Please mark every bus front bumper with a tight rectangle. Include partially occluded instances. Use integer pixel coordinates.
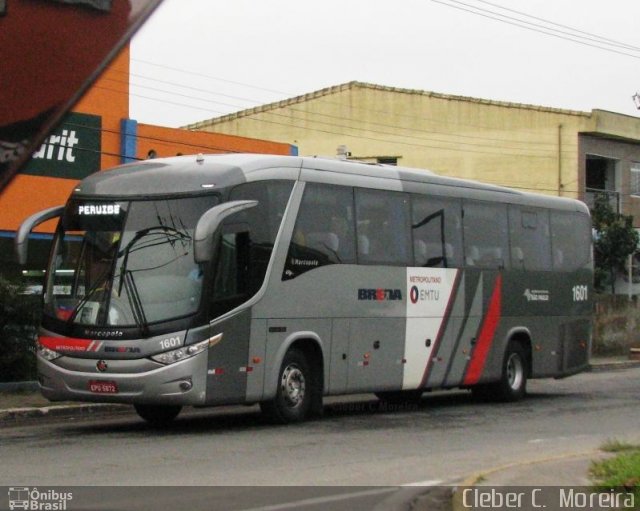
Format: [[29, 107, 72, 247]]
[[37, 351, 208, 406]]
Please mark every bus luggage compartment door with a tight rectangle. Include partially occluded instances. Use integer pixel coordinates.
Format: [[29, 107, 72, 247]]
[[558, 318, 590, 375], [346, 318, 404, 393]]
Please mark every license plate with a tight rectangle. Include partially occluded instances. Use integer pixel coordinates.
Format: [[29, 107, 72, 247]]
[[89, 380, 118, 394]]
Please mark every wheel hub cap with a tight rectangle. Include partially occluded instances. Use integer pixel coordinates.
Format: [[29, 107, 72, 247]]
[[506, 353, 524, 390], [281, 365, 306, 408]]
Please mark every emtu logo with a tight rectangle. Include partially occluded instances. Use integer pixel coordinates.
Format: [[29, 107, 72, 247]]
[[32, 130, 79, 163]]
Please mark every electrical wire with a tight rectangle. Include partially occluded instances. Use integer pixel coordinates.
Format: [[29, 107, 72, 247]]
[[39, 118, 640, 204], [431, 0, 640, 60], [95, 77, 570, 159], [129, 58, 587, 134], [472, 0, 640, 52], [117, 74, 570, 150], [114, 85, 563, 159], [55, 120, 598, 198]]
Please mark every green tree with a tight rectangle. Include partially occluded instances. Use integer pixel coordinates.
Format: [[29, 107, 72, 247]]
[[592, 195, 639, 294], [0, 276, 41, 382]]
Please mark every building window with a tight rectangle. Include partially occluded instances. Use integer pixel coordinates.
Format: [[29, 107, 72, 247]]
[[631, 163, 640, 197], [585, 155, 620, 212]]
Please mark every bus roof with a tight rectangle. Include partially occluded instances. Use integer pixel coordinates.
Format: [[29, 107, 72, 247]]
[[72, 153, 588, 214]]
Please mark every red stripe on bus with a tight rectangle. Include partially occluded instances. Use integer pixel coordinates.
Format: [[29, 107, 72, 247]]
[[463, 274, 502, 385], [39, 336, 92, 352]]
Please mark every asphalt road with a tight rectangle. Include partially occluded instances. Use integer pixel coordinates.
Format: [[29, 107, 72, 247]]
[[0, 368, 638, 509]]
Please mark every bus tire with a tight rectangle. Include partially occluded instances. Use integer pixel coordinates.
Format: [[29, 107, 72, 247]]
[[473, 341, 528, 402], [261, 348, 312, 424], [498, 341, 528, 401], [134, 404, 182, 425]]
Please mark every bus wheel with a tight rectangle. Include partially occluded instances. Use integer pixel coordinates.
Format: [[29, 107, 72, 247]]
[[375, 389, 423, 405], [134, 404, 182, 425], [474, 342, 528, 402], [261, 349, 312, 424]]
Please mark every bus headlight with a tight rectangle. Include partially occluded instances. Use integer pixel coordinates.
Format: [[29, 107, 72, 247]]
[[151, 337, 213, 365], [38, 345, 61, 362]]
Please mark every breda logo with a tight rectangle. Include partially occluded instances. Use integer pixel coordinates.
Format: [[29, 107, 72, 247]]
[[357, 288, 403, 301]]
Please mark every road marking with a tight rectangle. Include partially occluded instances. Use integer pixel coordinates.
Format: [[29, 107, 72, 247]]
[[239, 487, 397, 511], [528, 434, 592, 444], [402, 479, 443, 487]]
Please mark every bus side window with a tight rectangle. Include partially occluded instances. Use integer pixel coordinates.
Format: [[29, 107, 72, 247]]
[[411, 195, 463, 268], [210, 227, 252, 318], [508, 206, 552, 271], [230, 180, 294, 287], [550, 211, 592, 271], [355, 188, 412, 266], [463, 200, 510, 270], [283, 183, 356, 280]]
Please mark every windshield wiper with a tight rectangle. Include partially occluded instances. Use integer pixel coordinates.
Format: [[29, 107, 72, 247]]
[[67, 264, 113, 326], [121, 270, 149, 335], [114, 225, 192, 331], [116, 226, 190, 294]]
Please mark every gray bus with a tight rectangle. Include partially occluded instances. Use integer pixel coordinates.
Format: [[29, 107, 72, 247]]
[[16, 154, 593, 424]]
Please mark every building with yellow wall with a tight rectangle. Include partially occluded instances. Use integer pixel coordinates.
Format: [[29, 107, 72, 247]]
[[186, 81, 640, 225]]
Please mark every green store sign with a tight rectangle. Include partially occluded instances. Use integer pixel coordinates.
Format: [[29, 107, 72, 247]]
[[21, 112, 101, 180]]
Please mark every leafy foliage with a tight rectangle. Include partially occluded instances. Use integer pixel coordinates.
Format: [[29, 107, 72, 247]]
[[591, 444, 640, 507], [0, 276, 41, 382], [591, 195, 639, 293]]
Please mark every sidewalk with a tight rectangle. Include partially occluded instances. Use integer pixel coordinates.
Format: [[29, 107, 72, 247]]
[[399, 448, 628, 511], [587, 355, 640, 373], [467, 451, 602, 487], [0, 381, 129, 423]]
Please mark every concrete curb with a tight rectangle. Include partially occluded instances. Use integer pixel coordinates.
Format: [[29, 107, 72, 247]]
[[588, 360, 640, 372], [449, 450, 600, 511], [0, 381, 39, 392], [0, 403, 130, 424]]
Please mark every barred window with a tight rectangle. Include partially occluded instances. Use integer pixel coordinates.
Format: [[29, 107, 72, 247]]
[[630, 163, 640, 197]]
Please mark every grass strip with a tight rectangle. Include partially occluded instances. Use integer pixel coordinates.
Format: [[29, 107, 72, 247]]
[[590, 441, 640, 509]]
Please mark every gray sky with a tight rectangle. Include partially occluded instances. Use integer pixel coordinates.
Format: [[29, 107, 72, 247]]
[[130, 0, 640, 128]]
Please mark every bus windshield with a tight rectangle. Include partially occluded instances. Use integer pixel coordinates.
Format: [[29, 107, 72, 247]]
[[44, 196, 219, 328]]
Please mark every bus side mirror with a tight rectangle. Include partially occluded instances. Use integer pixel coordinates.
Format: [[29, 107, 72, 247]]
[[15, 205, 65, 265], [194, 200, 258, 263]]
